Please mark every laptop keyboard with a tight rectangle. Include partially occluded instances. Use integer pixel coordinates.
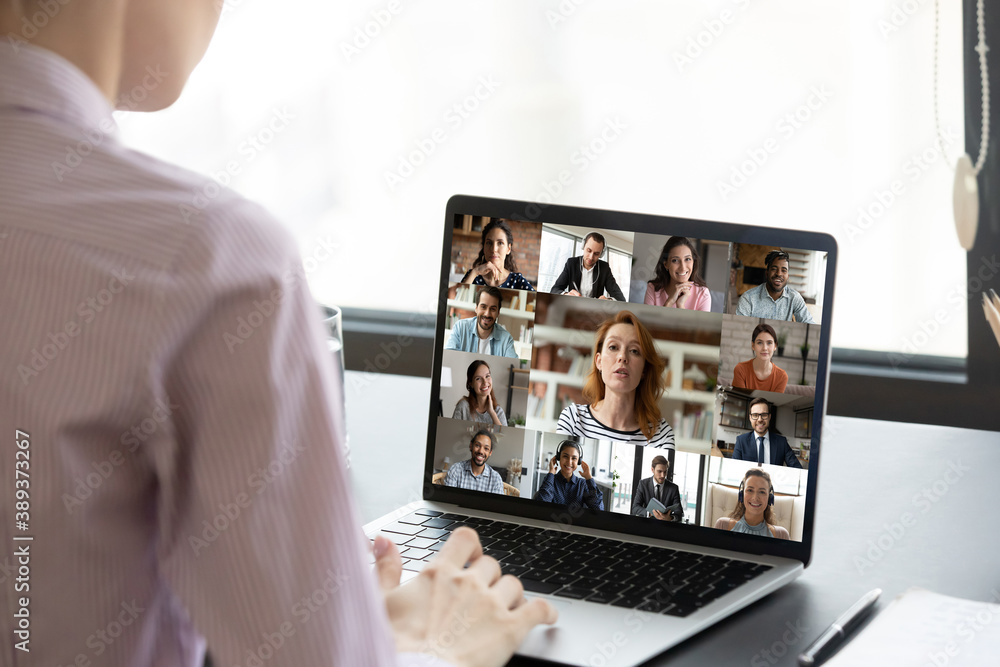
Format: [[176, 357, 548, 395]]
[[369, 510, 772, 618]]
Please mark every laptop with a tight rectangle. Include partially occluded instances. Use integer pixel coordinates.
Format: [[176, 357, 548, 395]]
[[364, 195, 836, 666]]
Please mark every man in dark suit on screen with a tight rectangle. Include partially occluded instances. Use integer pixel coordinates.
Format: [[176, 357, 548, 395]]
[[732, 397, 803, 468], [630, 455, 683, 522], [550, 232, 626, 300]]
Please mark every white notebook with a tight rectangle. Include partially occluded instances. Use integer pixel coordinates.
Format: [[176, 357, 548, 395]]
[[826, 588, 1000, 666]]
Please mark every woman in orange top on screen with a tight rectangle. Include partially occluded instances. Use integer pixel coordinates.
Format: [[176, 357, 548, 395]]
[[732, 323, 788, 393]]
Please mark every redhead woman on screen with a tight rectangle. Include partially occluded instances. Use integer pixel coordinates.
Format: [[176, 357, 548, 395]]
[[452, 359, 507, 426], [732, 323, 788, 393], [643, 237, 711, 311], [556, 311, 675, 448], [714, 468, 790, 539]]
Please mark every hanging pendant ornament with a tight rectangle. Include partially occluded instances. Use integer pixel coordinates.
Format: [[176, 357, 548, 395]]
[[935, 0, 990, 251], [953, 154, 979, 250]]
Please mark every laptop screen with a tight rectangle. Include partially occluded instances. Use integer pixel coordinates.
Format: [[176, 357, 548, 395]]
[[427, 196, 836, 560]]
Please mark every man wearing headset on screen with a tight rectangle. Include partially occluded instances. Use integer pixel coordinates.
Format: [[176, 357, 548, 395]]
[[533, 440, 605, 511], [549, 232, 626, 301], [732, 398, 803, 468], [443, 429, 505, 494], [630, 455, 683, 522], [734, 249, 815, 323]]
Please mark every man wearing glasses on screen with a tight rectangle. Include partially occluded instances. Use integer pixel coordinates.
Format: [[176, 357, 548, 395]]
[[735, 250, 815, 323], [732, 398, 803, 468]]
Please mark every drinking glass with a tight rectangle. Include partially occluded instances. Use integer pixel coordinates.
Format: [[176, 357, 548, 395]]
[[320, 304, 350, 468]]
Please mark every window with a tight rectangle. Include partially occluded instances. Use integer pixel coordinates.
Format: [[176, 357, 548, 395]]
[[536, 229, 576, 293], [116, 3, 997, 428]]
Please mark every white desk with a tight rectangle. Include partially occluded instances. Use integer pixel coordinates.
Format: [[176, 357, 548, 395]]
[[346, 371, 1000, 665]]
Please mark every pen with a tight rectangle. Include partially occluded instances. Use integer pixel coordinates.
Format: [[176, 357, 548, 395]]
[[798, 588, 881, 666]]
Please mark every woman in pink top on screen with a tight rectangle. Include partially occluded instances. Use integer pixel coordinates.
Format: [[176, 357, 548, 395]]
[[732, 323, 788, 393], [643, 236, 711, 311]]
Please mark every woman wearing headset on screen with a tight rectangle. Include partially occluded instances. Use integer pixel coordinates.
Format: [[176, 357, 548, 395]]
[[714, 468, 790, 539], [452, 359, 507, 426], [534, 440, 604, 511], [556, 310, 675, 448]]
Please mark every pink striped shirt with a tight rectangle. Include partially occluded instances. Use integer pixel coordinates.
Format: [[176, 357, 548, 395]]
[[0, 41, 412, 666]]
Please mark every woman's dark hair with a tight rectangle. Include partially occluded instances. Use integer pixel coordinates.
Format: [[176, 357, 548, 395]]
[[471, 219, 520, 273], [751, 323, 778, 344], [647, 236, 707, 292], [463, 359, 496, 410]]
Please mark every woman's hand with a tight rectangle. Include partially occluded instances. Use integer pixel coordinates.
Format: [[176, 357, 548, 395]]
[[670, 282, 693, 307], [548, 456, 559, 475], [479, 261, 503, 285], [463, 261, 500, 285], [579, 460, 592, 480], [374, 528, 558, 667], [485, 394, 501, 424]]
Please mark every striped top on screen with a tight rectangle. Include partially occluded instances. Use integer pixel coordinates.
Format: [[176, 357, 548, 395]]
[[556, 403, 675, 449], [0, 40, 437, 667]]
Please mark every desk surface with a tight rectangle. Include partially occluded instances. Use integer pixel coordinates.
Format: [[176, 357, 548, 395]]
[[346, 371, 1000, 666]]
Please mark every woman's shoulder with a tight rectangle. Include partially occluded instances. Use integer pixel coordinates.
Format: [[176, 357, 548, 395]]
[[556, 403, 584, 430], [770, 524, 790, 540], [558, 402, 584, 420], [648, 419, 675, 446], [714, 517, 734, 530], [694, 283, 712, 309]]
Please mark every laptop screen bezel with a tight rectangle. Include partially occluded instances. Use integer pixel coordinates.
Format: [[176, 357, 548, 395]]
[[424, 194, 837, 567]]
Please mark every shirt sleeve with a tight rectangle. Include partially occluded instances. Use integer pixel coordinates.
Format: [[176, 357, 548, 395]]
[[492, 471, 505, 495], [604, 265, 626, 301], [773, 366, 789, 392], [452, 400, 469, 420], [444, 462, 462, 487], [550, 260, 572, 294], [734, 290, 752, 316], [500, 331, 518, 359], [584, 478, 604, 511], [643, 282, 656, 305], [444, 320, 462, 351], [631, 481, 649, 516], [495, 405, 508, 426], [653, 420, 676, 449], [732, 361, 749, 389], [535, 473, 557, 502], [556, 405, 576, 435], [792, 293, 815, 323], [154, 203, 397, 666], [694, 285, 712, 312]]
